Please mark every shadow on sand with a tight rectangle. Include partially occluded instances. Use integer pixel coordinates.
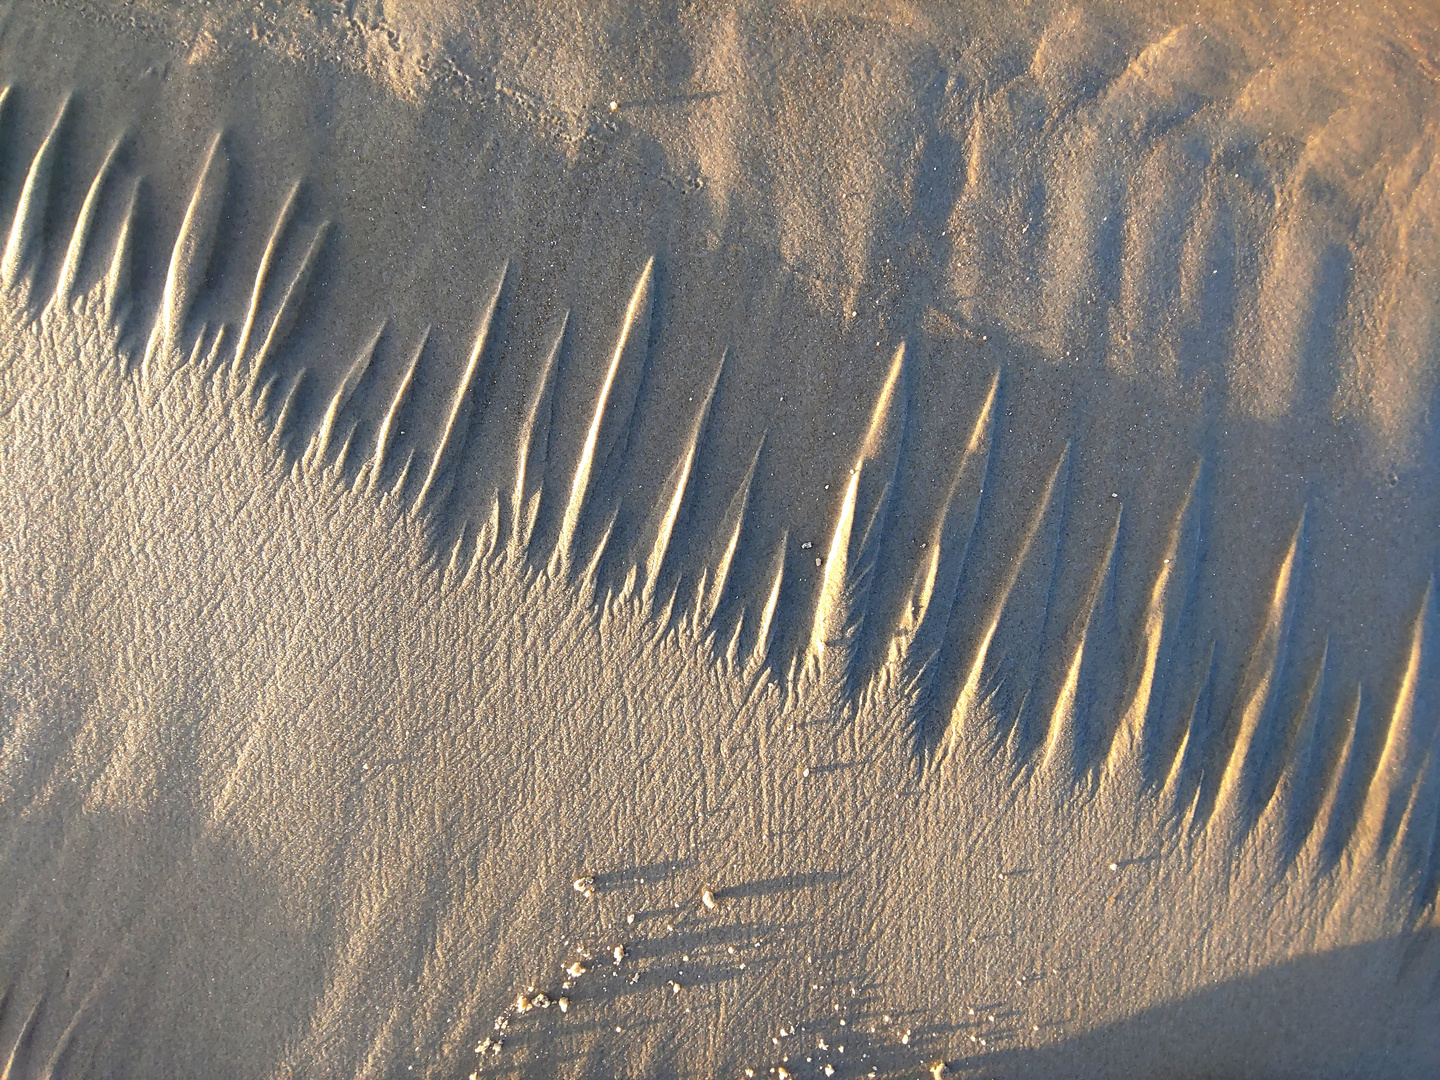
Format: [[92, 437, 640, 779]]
[[963, 929, 1440, 1080]]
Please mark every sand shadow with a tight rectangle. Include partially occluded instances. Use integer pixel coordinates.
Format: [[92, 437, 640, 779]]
[[957, 929, 1440, 1079]]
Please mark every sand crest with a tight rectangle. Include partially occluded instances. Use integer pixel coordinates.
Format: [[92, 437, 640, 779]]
[[1, 3, 1437, 1077]]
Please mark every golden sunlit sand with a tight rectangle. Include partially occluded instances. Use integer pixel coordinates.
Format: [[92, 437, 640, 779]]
[[1, 2, 1438, 1077]]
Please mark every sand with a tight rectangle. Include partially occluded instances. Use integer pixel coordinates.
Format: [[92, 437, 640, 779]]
[[1, 1, 1438, 1076]]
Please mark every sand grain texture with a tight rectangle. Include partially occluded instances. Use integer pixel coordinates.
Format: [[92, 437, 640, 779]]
[[1, 2, 1438, 1077]]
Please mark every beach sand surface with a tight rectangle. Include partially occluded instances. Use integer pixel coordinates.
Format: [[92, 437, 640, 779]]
[[1, 2, 1438, 1076]]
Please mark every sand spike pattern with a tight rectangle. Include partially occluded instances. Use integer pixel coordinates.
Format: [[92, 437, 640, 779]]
[[305, 320, 385, 471], [1103, 463, 1201, 786], [50, 131, 123, 313], [1208, 514, 1306, 835], [2, 94, 69, 290], [810, 342, 908, 674], [1040, 506, 1121, 785], [510, 311, 568, 555], [234, 179, 301, 376], [641, 350, 724, 610], [368, 327, 428, 495], [143, 132, 227, 380], [555, 256, 654, 576], [898, 369, 998, 675], [934, 444, 1070, 771], [0, 85, 1435, 925], [1350, 582, 1435, 864], [414, 263, 508, 513]]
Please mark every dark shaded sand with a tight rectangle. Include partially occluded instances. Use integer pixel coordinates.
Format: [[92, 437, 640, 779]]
[[1, 2, 1438, 1076]]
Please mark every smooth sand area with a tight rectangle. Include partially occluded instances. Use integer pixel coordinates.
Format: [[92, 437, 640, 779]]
[[1, 2, 1438, 1076]]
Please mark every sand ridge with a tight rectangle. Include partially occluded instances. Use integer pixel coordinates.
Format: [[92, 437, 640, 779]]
[[0, 2, 1437, 1077], [44, 0, 1440, 456]]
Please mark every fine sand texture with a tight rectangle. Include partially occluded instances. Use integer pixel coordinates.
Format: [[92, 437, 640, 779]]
[[2, 1, 1439, 1077]]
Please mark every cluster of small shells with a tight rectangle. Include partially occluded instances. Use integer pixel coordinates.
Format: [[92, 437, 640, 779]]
[[469, 874, 733, 1076], [467, 943, 593, 1076], [466, 872, 960, 1080], [731, 992, 971, 1080]]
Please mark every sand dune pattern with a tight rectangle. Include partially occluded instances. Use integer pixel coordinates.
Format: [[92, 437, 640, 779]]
[[0, 62, 1437, 1079]]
